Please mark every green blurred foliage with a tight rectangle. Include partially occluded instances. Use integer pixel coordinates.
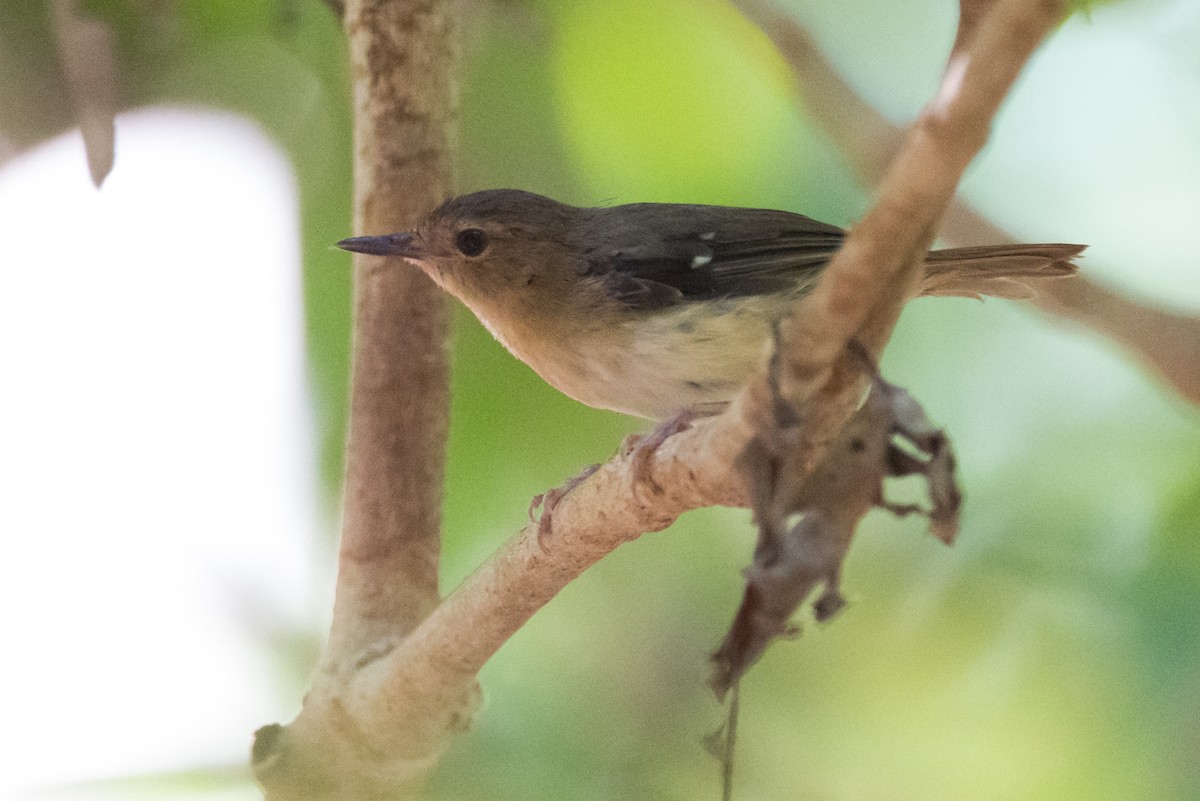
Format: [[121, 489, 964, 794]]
[[3, 0, 1198, 799], [547, 0, 808, 206]]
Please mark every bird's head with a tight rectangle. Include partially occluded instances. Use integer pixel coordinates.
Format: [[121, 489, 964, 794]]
[[337, 189, 585, 315]]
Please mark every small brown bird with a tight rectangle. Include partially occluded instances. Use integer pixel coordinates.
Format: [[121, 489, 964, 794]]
[[338, 189, 1082, 420]]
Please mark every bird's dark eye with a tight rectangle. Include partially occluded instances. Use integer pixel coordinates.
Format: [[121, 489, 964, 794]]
[[455, 228, 489, 257]]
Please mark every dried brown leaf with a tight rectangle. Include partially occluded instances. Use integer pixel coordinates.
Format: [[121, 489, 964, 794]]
[[711, 349, 961, 698]]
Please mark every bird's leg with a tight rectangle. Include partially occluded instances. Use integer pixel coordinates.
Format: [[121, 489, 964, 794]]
[[530, 462, 601, 548]]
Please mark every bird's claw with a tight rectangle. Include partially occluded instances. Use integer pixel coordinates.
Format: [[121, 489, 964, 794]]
[[625, 409, 697, 500], [530, 463, 601, 549]]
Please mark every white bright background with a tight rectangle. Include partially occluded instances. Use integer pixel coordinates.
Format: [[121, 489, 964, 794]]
[[0, 108, 321, 800]]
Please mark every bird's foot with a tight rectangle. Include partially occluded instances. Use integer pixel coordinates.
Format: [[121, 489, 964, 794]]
[[623, 409, 698, 500], [529, 463, 601, 549]]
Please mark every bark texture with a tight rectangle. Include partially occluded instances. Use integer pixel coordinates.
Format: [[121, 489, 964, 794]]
[[253, 1, 465, 797]]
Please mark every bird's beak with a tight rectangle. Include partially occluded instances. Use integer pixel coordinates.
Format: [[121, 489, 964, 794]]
[[336, 232, 424, 259]]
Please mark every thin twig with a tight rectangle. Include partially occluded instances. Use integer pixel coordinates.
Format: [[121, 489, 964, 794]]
[[722, 684, 739, 801]]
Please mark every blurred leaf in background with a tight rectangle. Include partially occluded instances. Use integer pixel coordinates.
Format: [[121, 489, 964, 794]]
[[2, 0, 1198, 799]]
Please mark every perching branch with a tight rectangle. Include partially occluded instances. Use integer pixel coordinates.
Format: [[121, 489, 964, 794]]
[[253, 0, 461, 797], [737, 0, 1200, 407], [302, 0, 1069, 771]]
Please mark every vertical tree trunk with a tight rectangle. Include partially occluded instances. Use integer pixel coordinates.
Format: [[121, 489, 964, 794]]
[[328, 0, 455, 673], [253, 1, 459, 797]]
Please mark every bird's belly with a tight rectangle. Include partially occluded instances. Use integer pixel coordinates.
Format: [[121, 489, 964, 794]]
[[525, 300, 781, 420]]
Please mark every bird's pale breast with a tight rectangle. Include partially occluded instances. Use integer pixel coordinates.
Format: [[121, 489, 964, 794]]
[[526, 295, 788, 419]]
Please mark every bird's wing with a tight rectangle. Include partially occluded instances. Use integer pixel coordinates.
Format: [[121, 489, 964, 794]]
[[579, 203, 846, 310]]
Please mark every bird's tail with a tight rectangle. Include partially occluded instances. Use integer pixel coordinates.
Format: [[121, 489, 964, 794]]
[[921, 243, 1084, 300]]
